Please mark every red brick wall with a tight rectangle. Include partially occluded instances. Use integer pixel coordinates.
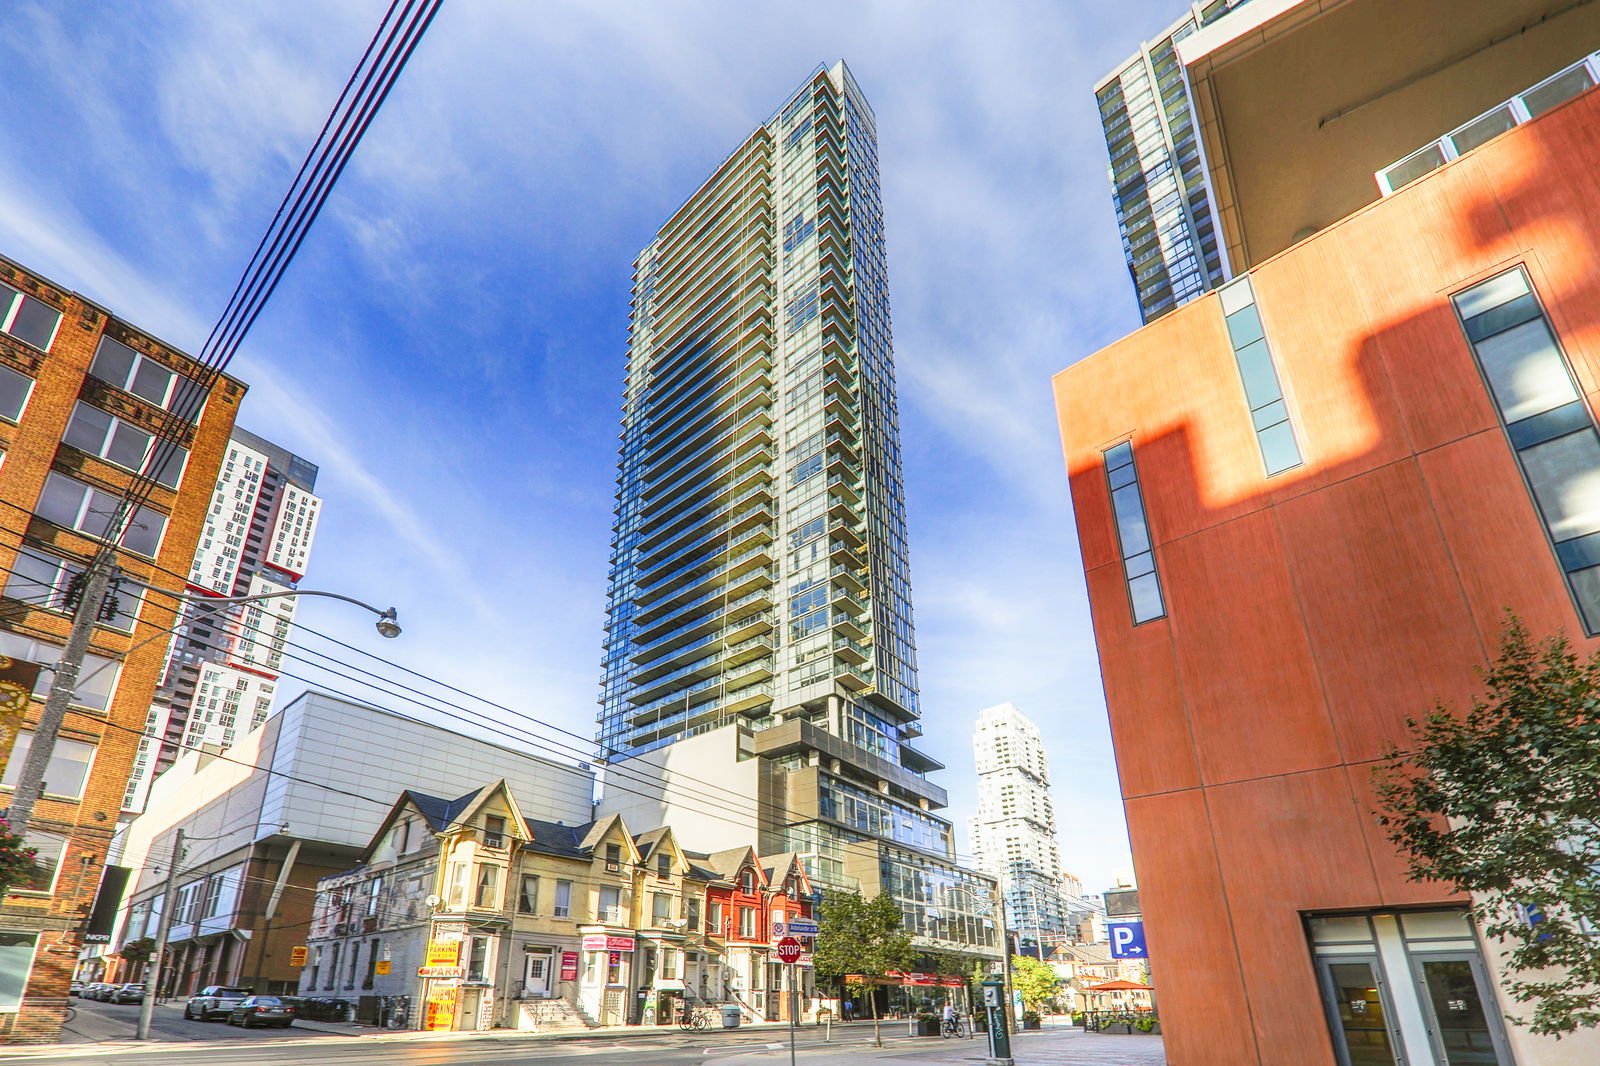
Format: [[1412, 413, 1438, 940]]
[[0, 258, 244, 1044]]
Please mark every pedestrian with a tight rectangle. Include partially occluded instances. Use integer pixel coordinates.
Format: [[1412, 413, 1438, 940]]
[[844, 999, 853, 1020]]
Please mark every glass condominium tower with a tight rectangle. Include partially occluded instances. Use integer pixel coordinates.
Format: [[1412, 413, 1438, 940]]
[[598, 62, 997, 963], [1096, 0, 1250, 323]]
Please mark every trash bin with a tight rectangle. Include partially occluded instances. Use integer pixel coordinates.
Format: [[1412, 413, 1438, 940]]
[[721, 1005, 742, 1029]]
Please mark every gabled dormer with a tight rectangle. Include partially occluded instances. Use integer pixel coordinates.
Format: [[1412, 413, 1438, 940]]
[[434, 781, 533, 915], [577, 813, 640, 927]]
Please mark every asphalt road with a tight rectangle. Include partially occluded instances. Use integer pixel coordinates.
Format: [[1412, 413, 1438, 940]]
[[15, 999, 969, 1066]]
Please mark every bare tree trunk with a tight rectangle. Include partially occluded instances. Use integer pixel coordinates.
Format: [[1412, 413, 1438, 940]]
[[870, 988, 881, 1047]]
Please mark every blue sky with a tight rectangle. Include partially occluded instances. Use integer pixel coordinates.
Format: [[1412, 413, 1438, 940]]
[[0, 0, 1177, 891]]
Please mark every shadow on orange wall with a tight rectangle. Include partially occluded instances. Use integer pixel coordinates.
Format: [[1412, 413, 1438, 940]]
[[1052, 87, 1600, 1066]]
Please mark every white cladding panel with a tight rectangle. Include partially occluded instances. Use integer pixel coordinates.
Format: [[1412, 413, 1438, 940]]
[[266, 483, 320, 578], [189, 441, 269, 594]]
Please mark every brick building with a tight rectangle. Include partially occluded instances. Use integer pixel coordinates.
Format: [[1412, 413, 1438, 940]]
[[0, 252, 244, 1043], [1055, 3, 1600, 1064]]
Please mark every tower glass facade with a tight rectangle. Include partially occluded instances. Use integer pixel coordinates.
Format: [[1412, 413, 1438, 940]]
[[597, 63, 996, 963], [600, 61, 918, 761], [1095, 0, 1248, 323], [969, 703, 1069, 956]]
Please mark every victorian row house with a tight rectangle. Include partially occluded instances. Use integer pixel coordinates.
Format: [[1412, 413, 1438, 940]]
[[300, 779, 818, 1032]]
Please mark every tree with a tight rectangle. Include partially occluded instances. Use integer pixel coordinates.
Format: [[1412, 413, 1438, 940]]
[[118, 937, 156, 976], [0, 817, 35, 896], [1374, 615, 1600, 1035], [1011, 954, 1060, 1014], [811, 889, 916, 1046]]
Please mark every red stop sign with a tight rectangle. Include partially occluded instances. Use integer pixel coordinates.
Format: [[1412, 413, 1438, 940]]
[[775, 937, 803, 964]]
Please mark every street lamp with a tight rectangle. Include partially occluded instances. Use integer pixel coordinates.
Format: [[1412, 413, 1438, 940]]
[[4, 571, 400, 851]]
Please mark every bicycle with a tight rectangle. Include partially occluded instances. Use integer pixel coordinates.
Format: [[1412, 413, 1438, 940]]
[[941, 1012, 966, 1038], [678, 1005, 713, 1031]]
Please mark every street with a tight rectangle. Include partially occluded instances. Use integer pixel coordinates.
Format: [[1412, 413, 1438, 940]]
[[5, 1004, 1166, 1066]]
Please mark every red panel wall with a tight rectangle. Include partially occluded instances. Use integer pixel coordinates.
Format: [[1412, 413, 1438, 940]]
[[1053, 87, 1600, 1066]]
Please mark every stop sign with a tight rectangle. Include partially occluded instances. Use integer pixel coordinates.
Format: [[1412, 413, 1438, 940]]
[[775, 936, 803, 964]]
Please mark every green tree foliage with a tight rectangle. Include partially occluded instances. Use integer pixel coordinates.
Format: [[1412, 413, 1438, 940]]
[[1374, 616, 1600, 1035], [118, 937, 156, 967], [0, 817, 35, 896], [1010, 954, 1061, 1013], [812, 889, 916, 1045]]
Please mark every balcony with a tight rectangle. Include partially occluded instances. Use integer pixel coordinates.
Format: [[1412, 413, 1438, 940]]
[[750, 718, 947, 809]]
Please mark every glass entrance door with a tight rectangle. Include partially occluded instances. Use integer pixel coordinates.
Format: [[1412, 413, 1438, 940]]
[[1317, 958, 1403, 1066], [1412, 955, 1508, 1065]]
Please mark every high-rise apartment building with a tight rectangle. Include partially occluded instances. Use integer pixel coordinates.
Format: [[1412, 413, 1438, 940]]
[[121, 428, 321, 813], [1095, 0, 1250, 323], [0, 253, 246, 1043], [596, 62, 999, 973], [968, 703, 1069, 956], [1057, 2, 1600, 1063]]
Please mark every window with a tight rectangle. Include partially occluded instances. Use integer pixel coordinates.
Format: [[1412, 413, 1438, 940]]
[[34, 471, 168, 556], [740, 869, 755, 893], [484, 815, 506, 849], [686, 897, 701, 932], [309, 946, 323, 989], [0, 285, 61, 350], [345, 942, 360, 989], [467, 936, 488, 982], [1102, 441, 1165, 623], [4, 546, 142, 631], [1, 733, 95, 799], [0, 631, 117, 712], [553, 879, 573, 918], [518, 874, 539, 914], [363, 939, 380, 989], [5, 832, 67, 895], [1454, 266, 1600, 631], [605, 843, 621, 872], [474, 865, 499, 908], [709, 900, 724, 934], [598, 885, 621, 923], [0, 933, 39, 1010], [660, 948, 677, 980], [62, 402, 187, 487], [88, 336, 205, 415], [653, 892, 673, 925], [657, 853, 671, 880], [0, 364, 34, 422], [738, 906, 757, 938], [1218, 276, 1302, 476], [366, 876, 383, 917], [325, 944, 340, 989], [446, 863, 467, 909]]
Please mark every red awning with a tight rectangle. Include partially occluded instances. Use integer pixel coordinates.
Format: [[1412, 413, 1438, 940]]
[[1086, 979, 1154, 991]]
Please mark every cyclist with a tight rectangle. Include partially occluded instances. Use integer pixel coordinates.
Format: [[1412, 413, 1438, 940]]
[[941, 1002, 961, 1038]]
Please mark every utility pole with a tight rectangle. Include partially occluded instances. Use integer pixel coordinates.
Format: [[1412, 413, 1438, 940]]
[[137, 828, 184, 1041], [5, 554, 114, 832]]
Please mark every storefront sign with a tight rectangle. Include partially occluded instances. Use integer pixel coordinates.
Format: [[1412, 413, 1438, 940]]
[[581, 934, 635, 952], [426, 938, 463, 967], [418, 965, 466, 978], [424, 986, 458, 1030], [289, 946, 308, 967], [560, 951, 580, 981]]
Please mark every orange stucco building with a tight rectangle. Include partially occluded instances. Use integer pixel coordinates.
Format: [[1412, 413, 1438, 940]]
[[1056, 3, 1600, 1064]]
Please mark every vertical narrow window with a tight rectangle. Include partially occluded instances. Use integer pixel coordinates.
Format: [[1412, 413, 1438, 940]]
[[1219, 276, 1302, 475], [1102, 441, 1165, 624], [1453, 267, 1600, 632]]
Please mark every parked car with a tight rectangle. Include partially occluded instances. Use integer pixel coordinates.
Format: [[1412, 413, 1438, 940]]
[[185, 985, 255, 1021], [227, 995, 297, 1029], [110, 983, 147, 1004], [85, 983, 115, 1001], [69, 981, 85, 996]]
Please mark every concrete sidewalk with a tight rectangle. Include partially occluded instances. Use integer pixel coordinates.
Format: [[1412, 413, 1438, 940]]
[[711, 1026, 1167, 1065]]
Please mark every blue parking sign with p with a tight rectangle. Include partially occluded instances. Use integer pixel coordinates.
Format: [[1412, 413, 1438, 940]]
[[1109, 921, 1147, 959]]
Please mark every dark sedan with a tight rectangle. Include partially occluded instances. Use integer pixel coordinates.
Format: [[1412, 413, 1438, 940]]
[[226, 995, 298, 1028]]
